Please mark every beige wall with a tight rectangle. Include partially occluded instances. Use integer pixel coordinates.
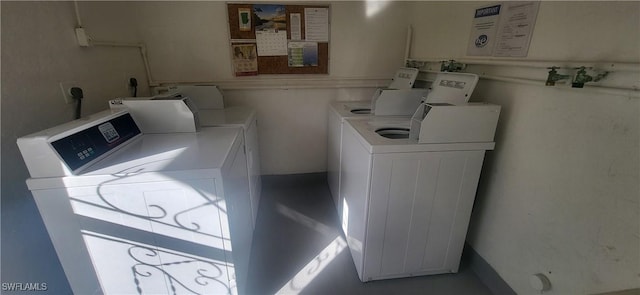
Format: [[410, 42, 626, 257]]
[[2, 1, 638, 294], [118, 1, 410, 173], [1, 2, 149, 291], [408, 1, 639, 294]]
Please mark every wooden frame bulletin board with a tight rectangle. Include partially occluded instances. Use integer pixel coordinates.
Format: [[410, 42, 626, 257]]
[[227, 3, 330, 75]]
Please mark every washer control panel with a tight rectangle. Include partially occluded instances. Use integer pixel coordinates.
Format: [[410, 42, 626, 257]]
[[50, 113, 141, 172]]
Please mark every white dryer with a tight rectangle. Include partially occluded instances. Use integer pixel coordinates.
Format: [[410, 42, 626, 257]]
[[17, 110, 253, 295], [113, 86, 262, 230], [340, 104, 500, 282], [199, 107, 261, 229]]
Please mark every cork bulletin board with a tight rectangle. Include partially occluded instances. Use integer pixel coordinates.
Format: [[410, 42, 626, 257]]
[[227, 3, 330, 75]]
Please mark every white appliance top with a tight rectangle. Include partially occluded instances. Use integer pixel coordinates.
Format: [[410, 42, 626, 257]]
[[329, 101, 372, 120], [424, 72, 479, 104], [344, 117, 494, 154], [26, 126, 242, 189], [85, 126, 240, 175], [198, 106, 256, 129], [121, 97, 200, 133], [153, 85, 225, 109]]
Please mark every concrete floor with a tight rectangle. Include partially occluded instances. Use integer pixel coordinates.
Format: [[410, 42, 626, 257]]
[[245, 173, 493, 295], [2, 173, 493, 295]]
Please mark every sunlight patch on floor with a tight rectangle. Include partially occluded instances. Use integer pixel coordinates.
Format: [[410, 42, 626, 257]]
[[275, 236, 347, 294]]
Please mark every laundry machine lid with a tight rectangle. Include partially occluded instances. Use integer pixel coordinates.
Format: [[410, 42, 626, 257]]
[[424, 72, 479, 105], [388, 67, 420, 89]]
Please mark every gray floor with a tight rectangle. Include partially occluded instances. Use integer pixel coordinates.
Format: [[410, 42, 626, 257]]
[[245, 173, 493, 295]]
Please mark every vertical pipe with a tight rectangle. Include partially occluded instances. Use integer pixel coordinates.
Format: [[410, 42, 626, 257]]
[[139, 45, 157, 87], [73, 1, 83, 27], [404, 25, 412, 66]]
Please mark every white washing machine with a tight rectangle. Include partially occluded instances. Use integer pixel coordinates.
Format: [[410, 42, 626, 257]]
[[327, 68, 427, 211], [339, 102, 500, 282], [328, 72, 479, 223], [327, 100, 372, 205], [17, 110, 253, 295]]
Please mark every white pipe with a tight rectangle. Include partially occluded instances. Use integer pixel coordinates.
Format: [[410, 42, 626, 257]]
[[478, 74, 640, 98], [408, 58, 640, 72], [90, 41, 142, 48], [72, 5, 157, 87], [404, 25, 412, 65], [415, 68, 639, 97], [73, 1, 82, 27], [155, 77, 390, 90], [138, 45, 156, 87], [90, 41, 157, 87]]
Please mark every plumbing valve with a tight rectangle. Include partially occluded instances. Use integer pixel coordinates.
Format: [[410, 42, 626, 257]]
[[545, 67, 570, 86], [440, 60, 465, 72], [406, 59, 426, 69], [572, 66, 609, 88]]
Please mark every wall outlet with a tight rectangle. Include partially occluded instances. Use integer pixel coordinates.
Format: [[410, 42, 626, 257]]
[[59, 81, 78, 104], [123, 73, 138, 96]]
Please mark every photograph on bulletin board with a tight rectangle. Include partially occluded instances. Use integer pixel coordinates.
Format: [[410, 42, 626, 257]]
[[253, 4, 287, 31], [232, 44, 258, 76]]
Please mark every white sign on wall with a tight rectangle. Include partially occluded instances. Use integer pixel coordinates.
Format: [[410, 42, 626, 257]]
[[467, 2, 540, 57], [467, 4, 502, 56], [493, 1, 540, 57]]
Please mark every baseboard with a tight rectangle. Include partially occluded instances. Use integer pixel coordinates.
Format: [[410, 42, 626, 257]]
[[592, 289, 640, 295], [464, 243, 516, 295], [261, 172, 327, 184]]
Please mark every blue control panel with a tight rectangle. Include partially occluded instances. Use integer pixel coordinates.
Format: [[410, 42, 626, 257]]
[[51, 113, 141, 171]]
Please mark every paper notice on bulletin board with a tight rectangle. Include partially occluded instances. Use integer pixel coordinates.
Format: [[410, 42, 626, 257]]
[[232, 44, 258, 76], [288, 42, 318, 67], [238, 8, 251, 31], [290, 13, 302, 40], [256, 30, 288, 56], [305, 8, 329, 42]]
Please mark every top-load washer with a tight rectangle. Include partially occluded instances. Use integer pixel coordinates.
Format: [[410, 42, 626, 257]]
[[17, 110, 253, 295], [327, 68, 427, 207], [327, 101, 373, 201], [328, 71, 479, 216], [338, 73, 499, 282]]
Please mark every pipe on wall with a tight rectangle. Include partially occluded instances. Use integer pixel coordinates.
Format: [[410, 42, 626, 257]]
[[73, 1, 157, 87], [89, 41, 157, 87], [415, 68, 639, 98], [408, 58, 640, 73]]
